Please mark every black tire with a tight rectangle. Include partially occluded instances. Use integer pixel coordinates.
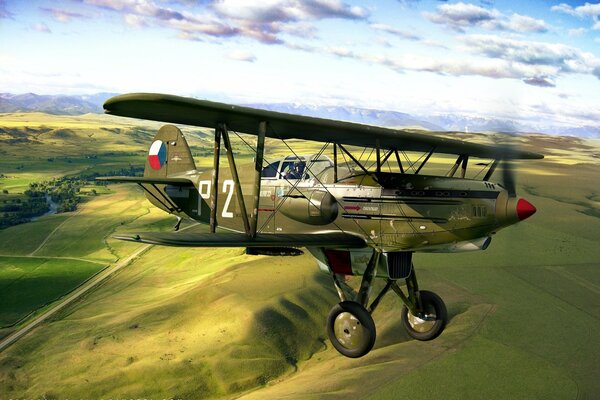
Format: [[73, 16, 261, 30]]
[[401, 290, 447, 341], [326, 301, 376, 358]]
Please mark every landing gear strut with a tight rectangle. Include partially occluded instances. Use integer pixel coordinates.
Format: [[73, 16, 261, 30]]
[[325, 250, 447, 358]]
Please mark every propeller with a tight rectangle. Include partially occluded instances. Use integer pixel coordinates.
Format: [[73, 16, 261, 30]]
[[494, 143, 536, 222], [501, 157, 517, 197]]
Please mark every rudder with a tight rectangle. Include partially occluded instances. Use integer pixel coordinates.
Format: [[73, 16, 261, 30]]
[[145, 125, 196, 178], [143, 125, 196, 214]]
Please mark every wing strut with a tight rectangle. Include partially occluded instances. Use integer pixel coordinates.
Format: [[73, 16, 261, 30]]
[[394, 150, 404, 173], [333, 143, 338, 182], [210, 125, 221, 233], [415, 147, 435, 175], [136, 183, 181, 213], [483, 159, 499, 181], [338, 143, 371, 176], [250, 121, 267, 237], [376, 140, 381, 173], [447, 155, 464, 177], [221, 123, 251, 235], [460, 155, 469, 178]]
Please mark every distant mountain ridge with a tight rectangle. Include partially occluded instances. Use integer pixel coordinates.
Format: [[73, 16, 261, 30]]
[[1, 93, 598, 138], [249, 103, 600, 138], [244, 103, 444, 131], [0, 92, 117, 115]]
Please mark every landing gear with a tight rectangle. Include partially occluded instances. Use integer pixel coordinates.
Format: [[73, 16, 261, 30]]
[[327, 301, 376, 358], [401, 290, 447, 341], [325, 249, 448, 358]]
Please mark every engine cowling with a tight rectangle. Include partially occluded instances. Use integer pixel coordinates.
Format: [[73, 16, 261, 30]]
[[278, 190, 339, 225]]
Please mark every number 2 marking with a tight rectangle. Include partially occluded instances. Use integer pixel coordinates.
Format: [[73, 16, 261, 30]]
[[197, 179, 234, 218], [222, 180, 234, 218]]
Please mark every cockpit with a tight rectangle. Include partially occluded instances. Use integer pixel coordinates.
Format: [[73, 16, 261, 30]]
[[261, 155, 333, 181]]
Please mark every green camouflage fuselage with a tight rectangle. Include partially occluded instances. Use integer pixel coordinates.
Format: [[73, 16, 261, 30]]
[[151, 167, 517, 253]]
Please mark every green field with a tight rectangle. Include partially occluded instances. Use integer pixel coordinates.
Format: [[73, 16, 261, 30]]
[[0, 113, 599, 399], [0, 257, 105, 327]]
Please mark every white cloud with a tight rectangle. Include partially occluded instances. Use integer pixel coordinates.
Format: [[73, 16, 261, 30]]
[[552, 2, 600, 17], [124, 14, 147, 27], [505, 14, 548, 33], [568, 27, 586, 36], [225, 49, 256, 62], [552, 2, 600, 30], [80, 0, 368, 45], [41, 7, 87, 22], [370, 23, 421, 41], [461, 34, 600, 77], [425, 2, 548, 33], [31, 22, 51, 33], [212, 0, 369, 22]]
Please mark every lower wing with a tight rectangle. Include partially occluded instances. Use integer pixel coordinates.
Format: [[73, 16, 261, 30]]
[[113, 231, 366, 248]]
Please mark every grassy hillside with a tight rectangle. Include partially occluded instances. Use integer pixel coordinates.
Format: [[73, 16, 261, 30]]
[[0, 112, 598, 399]]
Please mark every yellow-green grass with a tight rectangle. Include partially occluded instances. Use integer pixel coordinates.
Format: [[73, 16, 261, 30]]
[[0, 184, 173, 342], [0, 113, 599, 399], [2, 199, 597, 399], [0, 214, 70, 255], [0, 241, 490, 399], [0, 257, 105, 328], [32, 185, 151, 262]]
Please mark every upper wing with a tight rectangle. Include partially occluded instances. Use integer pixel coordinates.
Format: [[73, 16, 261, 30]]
[[104, 93, 543, 160], [113, 231, 367, 248]]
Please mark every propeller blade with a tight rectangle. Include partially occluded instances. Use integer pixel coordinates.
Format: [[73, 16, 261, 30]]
[[502, 159, 517, 197]]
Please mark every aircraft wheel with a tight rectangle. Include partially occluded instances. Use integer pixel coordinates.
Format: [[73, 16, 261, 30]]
[[401, 290, 447, 341], [327, 301, 376, 358]]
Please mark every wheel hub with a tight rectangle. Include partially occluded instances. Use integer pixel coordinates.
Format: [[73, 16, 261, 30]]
[[407, 308, 436, 333], [334, 312, 367, 350]]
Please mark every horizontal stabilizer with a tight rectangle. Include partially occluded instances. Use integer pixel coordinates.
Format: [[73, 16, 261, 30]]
[[113, 231, 367, 248], [96, 176, 194, 186]]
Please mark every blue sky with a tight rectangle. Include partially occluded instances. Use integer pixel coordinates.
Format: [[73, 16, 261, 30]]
[[1, 0, 599, 129]]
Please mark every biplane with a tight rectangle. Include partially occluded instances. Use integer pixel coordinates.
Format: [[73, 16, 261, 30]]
[[98, 93, 542, 358]]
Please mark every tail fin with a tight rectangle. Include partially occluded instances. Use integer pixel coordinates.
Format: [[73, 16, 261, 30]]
[[145, 125, 196, 178], [142, 125, 196, 214]]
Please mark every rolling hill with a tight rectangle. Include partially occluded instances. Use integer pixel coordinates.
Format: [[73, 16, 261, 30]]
[[0, 112, 598, 399]]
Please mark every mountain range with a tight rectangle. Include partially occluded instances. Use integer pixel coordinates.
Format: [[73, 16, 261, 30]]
[[1, 93, 598, 138], [0, 92, 114, 115]]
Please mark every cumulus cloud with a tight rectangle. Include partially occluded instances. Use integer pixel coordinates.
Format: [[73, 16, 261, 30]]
[[370, 23, 421, 40], [523, 76, 555, 87], [552, 2, 600, 18], [568, 27, 586, 36], [286, 31, 600, 88], [41, 7, 88, 22], [212, 0, 369, 22], [552, 2, 600, 30], [124, 14, 147, 27], [293, 42, 537, 81], [225, 49, 257, 62], [425, 2, 548, 33], [461, 34, 599, 75], [77, 0, 368, 44], [32, 22, 52, 33]]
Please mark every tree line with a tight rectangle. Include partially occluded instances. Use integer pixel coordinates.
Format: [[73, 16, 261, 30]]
[[0, 166, 143, 229]]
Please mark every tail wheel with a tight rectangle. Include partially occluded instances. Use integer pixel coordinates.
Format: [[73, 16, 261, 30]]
[[401, 290, 447, 341], [327, 301, 376, 358]]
